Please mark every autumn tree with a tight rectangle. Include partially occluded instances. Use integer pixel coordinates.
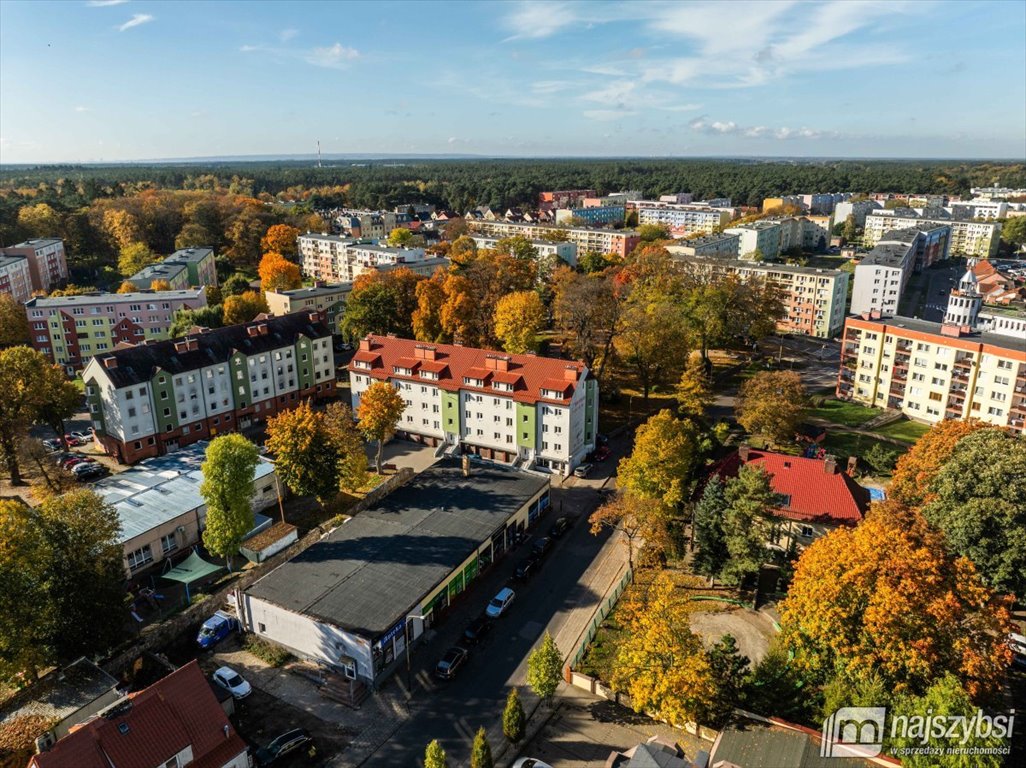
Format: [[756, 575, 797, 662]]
[[735, 370, 807, 445], [0, 500, 52, 681], [341, 267, 423, 339], [17, 202, 62, 238], [495, 235, 538, 261], [386, 227, 414, 247], [221, 272, 252, 297], [266, 401, 367, 502], [226, 204, 272, 266], [617, 410, 699, 513], [424, 740, 448, 768], [149, 278, 172, 291], [36, 363, 82, 441], [169, 304, 224, 337], [888, 419, 986, 508], [260, 223, 300, 255], [676, 354, 713, 420], [357, 381, 406, 473], [448, 235, 478, 267], [258, 251, 302, 292], [412, 269, 448, 342], [527, 632, 564, 702], [0, 294, 30, 347], [552, 268, 621, 376], [116, 280, 136, 294], [610, 570, 718, 726], [439, 249, 536, 346], [118, 241, 159, 277], [469, 727, 493, 768], [493, 290, 544, 353], [590, 492, 661, 571], [692, 475, 728, 579], [922, 429, 1026, 595], [720, 465, 777, 586], [615, 284, 689, 402], [47, 284, 95, 297], [222, 290, 268, 325], [200, 434, 260, 568], [780, 502, 1012, 699], [842, 213, 858, 243], [502, 687, 525, 744]]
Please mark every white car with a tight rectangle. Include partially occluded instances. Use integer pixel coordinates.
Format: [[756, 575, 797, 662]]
[[212, 666, 252, 699], [486, 587, 515, 619], [512, 760, 554, 768], [68, 430, 92, 443]]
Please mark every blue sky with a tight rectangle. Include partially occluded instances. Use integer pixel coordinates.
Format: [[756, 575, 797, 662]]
[[1, 0, 1024, 162]]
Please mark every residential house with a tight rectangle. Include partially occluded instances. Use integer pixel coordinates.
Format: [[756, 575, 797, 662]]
[[665, 233, 741, 259]]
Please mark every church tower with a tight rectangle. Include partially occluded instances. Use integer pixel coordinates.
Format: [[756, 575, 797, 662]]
[[943, 263, 982, 328]]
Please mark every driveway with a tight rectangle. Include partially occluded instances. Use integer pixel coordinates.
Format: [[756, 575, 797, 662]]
[[366, 438, 440, 474], [689, 608, 776, 665]]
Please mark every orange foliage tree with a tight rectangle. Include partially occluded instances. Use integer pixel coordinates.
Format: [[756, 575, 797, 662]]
[[149, 279, 172, 291], [780, 501, 1011, 699], [258, 251, 302, 292], [888, 419, 988, 508], [222, 290, 268, 325], [260, 224, 301, 256]]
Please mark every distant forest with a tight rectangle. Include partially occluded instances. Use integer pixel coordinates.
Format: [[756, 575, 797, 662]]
[[3, 158, 1025, 213]]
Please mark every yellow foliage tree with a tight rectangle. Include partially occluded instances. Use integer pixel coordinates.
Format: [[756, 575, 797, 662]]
[[149, 279, 172, 291], [675, 354, 713, 420], [258, 251, 302, 292], [493, 290, 544, 354], [616, 410, 698, 513], [734, 370, 807, 445], [118, 241, 159, 277], [610, 571, 718, 726], [780, 502, 1012, 699], [356, 381, 406, 473], [222, 290, 268, 325], [260, 223, 300, 255], [412, 269, 448, 342], [102, 208, 142, 250], [116, 280, 136, 294], [17, 203, 62, 238]]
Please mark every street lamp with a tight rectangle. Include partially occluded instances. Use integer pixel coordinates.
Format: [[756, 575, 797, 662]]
[[405, 611, 430, 699]]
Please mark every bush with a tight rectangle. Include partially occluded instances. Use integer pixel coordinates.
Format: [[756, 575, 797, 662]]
[[244, 635, 293, 667]]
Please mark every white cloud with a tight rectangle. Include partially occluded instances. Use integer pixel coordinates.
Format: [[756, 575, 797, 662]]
[[239, 44, 259, 53], [688, 115, 837, 140], [117, 14, 153, 32], [74, 106, 91, 112], [503, 1, 579, 41], [659, 103, 702, 112], [87, 0, 129, 6], [583, 109, 636, 122], [305, 42, 360, 69], [280, 28, 299, 42], [531, 80, 574, 95], [581, 80, 635, 105]]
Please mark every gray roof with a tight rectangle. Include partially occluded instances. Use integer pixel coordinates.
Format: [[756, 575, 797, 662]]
[[856, 314, 1026, 354], [0, 658, 118, 737], [711, 721, 874, 768], [269, 283, 353, 299], [127, 261, 189, 287], [686, 256, 845, 277], [300, 232, 359, 244], [92, 440, 276, 543], [859, 242, 913, 268], [246, 459, 549, 638], [11, 237, 63, 248], [0, 255, 27, 268], [87, 310, 331, 388], [25, 289, 205, 308], [166, 247, 213, 263]]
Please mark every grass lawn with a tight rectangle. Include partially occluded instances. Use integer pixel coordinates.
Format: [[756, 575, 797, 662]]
[[821, 431, 908, 462], [875, 419, 931, 444], [808, 398, 880, 428]]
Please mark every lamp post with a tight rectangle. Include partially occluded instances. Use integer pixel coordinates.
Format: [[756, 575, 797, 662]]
[[405, 611, 430, 699]]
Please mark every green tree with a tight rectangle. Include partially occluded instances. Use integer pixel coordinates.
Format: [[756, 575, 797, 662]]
[[118, 241, 159, 277], [615, 285, 689, 403], [221, 273, 252, 296], [922, 429, 1026, 595], [0, 500, 53, 681], [470, 727, 493, 768], [495, 235, 538, 261], [527, 631, 563, 702], [340, 268, 423, 339], [36, 363, 82, 442], [675, 354, 713, 420], [692, 475, 728, 579], [0, 347, 68, 484], [169, 304, 225, 338], [552, 268, 621, 376], [842, 213, 858, 243], [617, 410, 698, 513], [735, 370, 808, 445], [721, 465, 776, 586], [357, 381, 406, 473], [424, 739, 448, 768], [637, 223, 670, 241], [200, 434, 260, 567], [387, 227, 415, 247], [820, 670, 892, 722], [222, 290, 268, 325], [1000, 215, 1026, 249], [0, 294, 30, 347], [863, 442, 898, 474], [502, 686, 526, 744], [707, 634, 751, 725]]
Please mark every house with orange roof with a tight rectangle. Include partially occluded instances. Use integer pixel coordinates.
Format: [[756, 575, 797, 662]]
[[348, 335, 599, 476]]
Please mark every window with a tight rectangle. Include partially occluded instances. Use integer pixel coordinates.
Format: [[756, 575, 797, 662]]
[[127, 407, 137, 418], [799, 525, 814, 538], [160, 532, 177, 554], [127, 545, 153, 570]]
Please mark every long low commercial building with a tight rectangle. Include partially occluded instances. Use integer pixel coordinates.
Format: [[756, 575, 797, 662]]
[[239, 458, 550, 686]]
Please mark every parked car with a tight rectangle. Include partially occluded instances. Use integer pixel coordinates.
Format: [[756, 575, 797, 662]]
[[196, 610, 240, 649], [68, 430, 92, 443], [74, 464, 107, 481], [531, 537, 552, 559], [463, 615, 493, 646], [515, 556, 539, 581], [549, 516, 572, 538], [42, 438, 63, 453], [573, 463, 592, 478], [486, 587, 516, 618], [255, 729, 314, 767], [61, 456, 92, 470], [434, 646, 469, 680], [71, 460, 103, 476], [212, 666, 252, 698], [62, 434, 83, 447], [512, 759, 554, 768], [592, 445, 612, 462], [596, 433, 609, 446]]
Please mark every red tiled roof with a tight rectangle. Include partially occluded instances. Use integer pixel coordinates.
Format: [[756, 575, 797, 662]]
[[30, 661, 247, 768], [349, 335, 589, 405], [712, 449, 871, 526]]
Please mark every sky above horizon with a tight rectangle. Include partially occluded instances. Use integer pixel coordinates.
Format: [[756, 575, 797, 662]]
[[1, 0, 1024, 163]]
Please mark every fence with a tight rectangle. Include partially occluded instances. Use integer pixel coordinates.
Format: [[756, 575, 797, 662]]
[[565, 562, 634, 673]]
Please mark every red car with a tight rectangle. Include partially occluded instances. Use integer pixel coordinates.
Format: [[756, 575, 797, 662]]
[[593, 445, 611, 462]]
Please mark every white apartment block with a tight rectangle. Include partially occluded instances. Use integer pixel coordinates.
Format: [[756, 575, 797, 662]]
[[864, 212, 1000, 258], [299, 233, 363, 282], [0, 255, 33, 303], [348, 335, 599, 476], [635, 202, 735, 235], [724, 221, 783, 260], [850, 236, 918, 317], [468, 220, 640, 258], [832, 200, 881, 228], [665, 233, 741, 259], [948, 201, 1009, 220], [678, 257, 849, 338], [468, 235, 578, 265]]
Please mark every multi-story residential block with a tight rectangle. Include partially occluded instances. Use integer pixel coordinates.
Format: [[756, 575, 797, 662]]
[[126, 246, 218, 290], [971, 186, 1026, 201], [554, 205, 625, 226], [864, 211, 1000, 258], [26, 289, 208, 373], [469, 235, 578, 265], [762, 195, 805, 213], [832, 199, 881, 228], [538, 189, 597, 211], [677, 257, 849, 338], [769, 216, 832, 253], [635, 202, 735, 236], [335, 209, 399, 239], [83, 310, 336, 463], [0, 238, 68, 293], [582, 191, 640, 207], [665, 233, 741, 259], [126, 260, 191, 290], [659, 192, 694, 204], [724, 220, 783, 260], [800, 193, 851, 214], [468, 220, 640, 259], [348, 335, 599, 475], [299, 232, 363, 281], [948, 200, 1009, 220], [849, 226, 950, 318], [0, 254, 33, 302], [838, 271, 1026, 433], [265, 282, 352, 334]]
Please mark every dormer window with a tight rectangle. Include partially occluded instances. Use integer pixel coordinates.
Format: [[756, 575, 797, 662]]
[[464, 377, 484, 387], [492, 381, 513, 392], [394, 366, 413, 375], [354, 360, 371, 370], [422, 371, 438, 380], [541, 388, 564, 400]]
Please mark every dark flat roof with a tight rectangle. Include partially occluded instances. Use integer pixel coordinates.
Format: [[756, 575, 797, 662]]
[[246, 459, 549, 638]]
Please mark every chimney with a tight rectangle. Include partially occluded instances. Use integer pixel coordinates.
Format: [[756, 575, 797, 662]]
[[846, 456, 858, 476], [824, 455, 838, 474], [359, 336, 372, 351], [564, 365, 579, 382], [462, 454, 471, 477], [738, 445, 750, 462]]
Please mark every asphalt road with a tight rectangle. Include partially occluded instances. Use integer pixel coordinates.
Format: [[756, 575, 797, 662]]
[[362, 479, 617, 767]]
